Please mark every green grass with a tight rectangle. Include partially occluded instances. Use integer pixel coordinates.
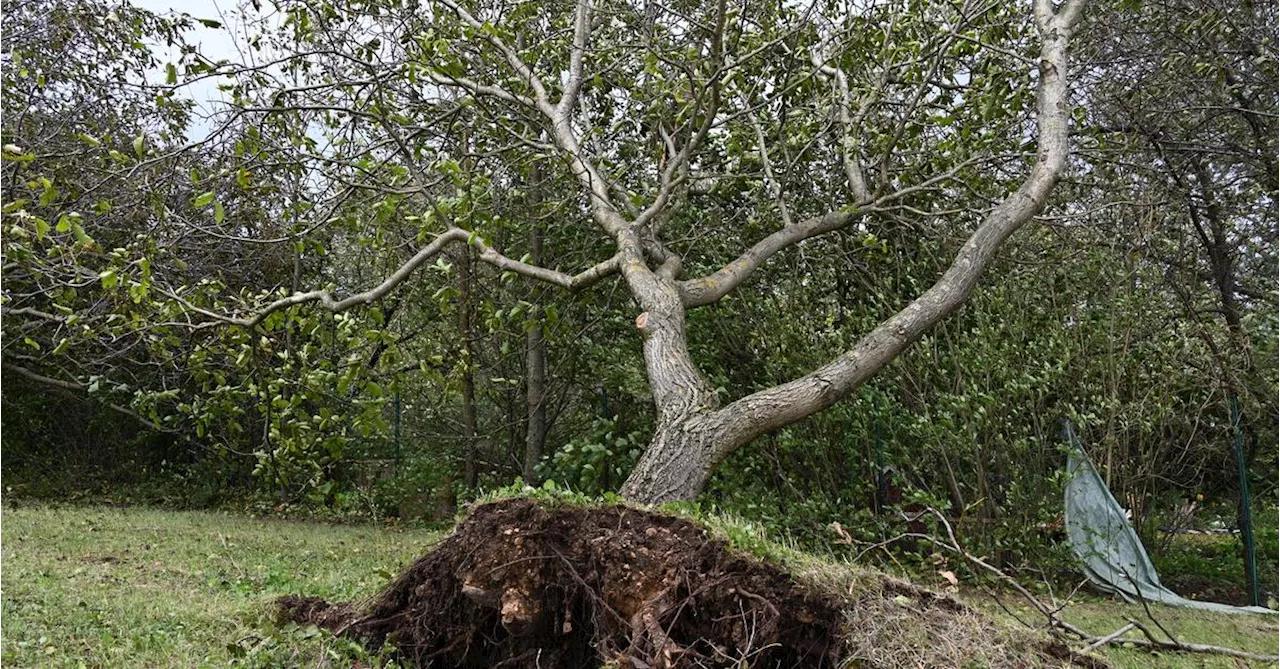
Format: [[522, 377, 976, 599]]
[[977, 592, 1278, 668], [3, 501, 1275, 668], [1, 503, 439, 667], [1153, 531, 1280, 607], [1066, 598, 1278, 668]]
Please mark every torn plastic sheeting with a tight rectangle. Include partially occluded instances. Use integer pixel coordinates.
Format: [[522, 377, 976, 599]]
[[1062, 421, 1276, 616]]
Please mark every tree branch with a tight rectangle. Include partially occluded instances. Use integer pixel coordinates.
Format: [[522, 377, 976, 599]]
[[183, 228, 618, 328], [427, 72, 538, 109], [630, 0, 728, 232], [2, 362, 201, 446], [712, 0, 1084, 448], [3, 306, 67, 323], [557, 0, 593, 120], [435, 0, 553, 113], [810, 39, 873, 203], [678, 211, 858, 308], [889, 508, 1279, 664]]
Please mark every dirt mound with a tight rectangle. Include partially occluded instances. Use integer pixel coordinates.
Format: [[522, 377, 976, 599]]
[[281, 497, 841, 667], [280, 498, 1090, 668]]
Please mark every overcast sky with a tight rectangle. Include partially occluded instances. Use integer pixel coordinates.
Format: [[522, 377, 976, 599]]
[[130, 0, 264, 139]]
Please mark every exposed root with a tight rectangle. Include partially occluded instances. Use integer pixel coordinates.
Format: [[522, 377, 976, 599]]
[[281, 498, 841, 668], [280, 498, 1117, 667]]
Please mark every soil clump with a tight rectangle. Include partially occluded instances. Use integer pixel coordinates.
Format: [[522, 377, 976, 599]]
[[281, 497, 841, 667]]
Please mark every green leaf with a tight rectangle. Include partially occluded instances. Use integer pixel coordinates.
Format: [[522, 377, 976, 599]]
[[214, 200, 225, 223], [193, 191, 215, 208], [166, 63, 177, 85], [132, 135, 146, 158], [71, 223, 94, 248], [38, 178, 58, 206], [99, 269, 118, 289]]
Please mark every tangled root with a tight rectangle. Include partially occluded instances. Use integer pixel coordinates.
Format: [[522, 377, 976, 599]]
[[281, 498, 842, 668]]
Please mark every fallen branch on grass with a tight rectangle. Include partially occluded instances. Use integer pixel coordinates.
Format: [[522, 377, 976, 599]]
[[1113, 616, 1280, 662], [884, 507, 1279, 664]]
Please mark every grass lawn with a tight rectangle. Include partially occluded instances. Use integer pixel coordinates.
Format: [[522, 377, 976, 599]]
[[1060, 597, 1278, 669], [1, 503, 439, 667], [973, 589, 1278, 668], [2, 502, 1276, 668]]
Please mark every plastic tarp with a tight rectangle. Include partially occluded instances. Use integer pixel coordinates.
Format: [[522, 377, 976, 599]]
[[1062, 422, 1276, 615]]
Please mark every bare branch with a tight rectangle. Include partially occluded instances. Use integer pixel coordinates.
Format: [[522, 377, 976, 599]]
[[472, 241, 622, 291], [176, 229, 619, 329], [890, 508, 1280, 663], [435, 0, 554, 113], [678, 211, 858, 308], [1078, 623, 1135, 654], [630, 0, 728, 231], [3, 306, 67, 323], [557, 0, 593, 120], [747, 104, 793, 227], [427, 72, 539, 109], [810, 44, 873, 203]]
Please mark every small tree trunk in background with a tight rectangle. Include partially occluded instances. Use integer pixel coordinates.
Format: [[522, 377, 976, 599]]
[[523, 163, 548, 485], [456, 122, 480, 490], [523, 307, 547, 484], [459, 246, 479, 489]]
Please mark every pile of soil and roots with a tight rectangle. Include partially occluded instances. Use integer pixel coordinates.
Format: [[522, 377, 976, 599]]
[[280, 498, 1086, 668]]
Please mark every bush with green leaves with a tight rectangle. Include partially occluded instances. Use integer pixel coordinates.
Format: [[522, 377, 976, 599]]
[[538, 417, 647, 495]]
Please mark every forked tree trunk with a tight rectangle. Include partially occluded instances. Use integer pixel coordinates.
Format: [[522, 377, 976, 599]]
[[618, 2, 1082, 503], [619, 413, 735, 502], [617, 273, 745, 503]]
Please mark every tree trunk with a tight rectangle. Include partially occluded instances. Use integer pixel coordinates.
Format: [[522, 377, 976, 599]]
[[523, 164, 548, 485], [617, 4, 1081, 504], [459, 246, 479, 489], [616, 271, 733, 503], [619, 414, 732, 502], [523, 326, 546, 484]]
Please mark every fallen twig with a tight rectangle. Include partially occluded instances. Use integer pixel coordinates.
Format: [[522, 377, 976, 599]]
[[1078, 623, 1134, 654]]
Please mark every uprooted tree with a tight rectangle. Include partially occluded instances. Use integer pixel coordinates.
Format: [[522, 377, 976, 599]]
[[2, 0, 1086, 503]]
